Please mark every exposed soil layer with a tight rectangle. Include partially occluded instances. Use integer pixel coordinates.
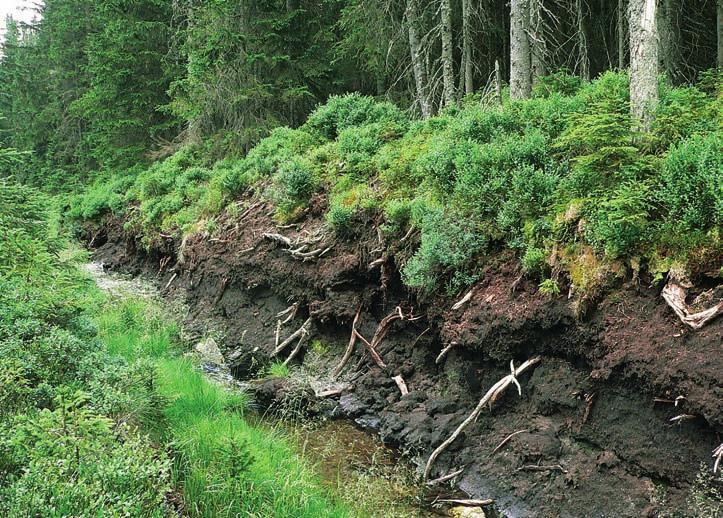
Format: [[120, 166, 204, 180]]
[[89, 202, 722, 518]]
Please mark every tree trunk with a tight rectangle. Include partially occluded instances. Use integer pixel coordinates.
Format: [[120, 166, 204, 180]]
[[629, 0, 659, 132], [576, 0, 590, 80], [510, 0, 532, 99], [441, 0, 456, 106], [462, 0, 474, 95], [658, 0, 680, 82], [530, 0, 546, 83], [406, 0, 433, 118], [618, 0, 626, 69]]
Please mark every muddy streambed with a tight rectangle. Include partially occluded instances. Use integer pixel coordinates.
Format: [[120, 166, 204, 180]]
[[84, 262, 480, 517]]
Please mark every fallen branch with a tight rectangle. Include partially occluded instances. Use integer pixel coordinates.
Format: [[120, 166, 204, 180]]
[[489, 429, 529, 457], [392, 375, 409, 396], [273, 318, 312, 356], [426, 467, 464, 486], [423, 356, 542, 480], [662, 282, 722, 329], [516, 464, 568, 474], [451, 290, 473, 311], [435, 342, 457, 364]]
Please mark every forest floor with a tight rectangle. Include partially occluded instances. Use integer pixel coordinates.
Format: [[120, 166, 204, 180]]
[[87, 200, 722, 518]]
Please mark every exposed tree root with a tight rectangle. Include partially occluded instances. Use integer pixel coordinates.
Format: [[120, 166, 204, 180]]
[[451, 289, 473, 310], [273, 318, 312, 356], [331, 305, 363, 379], [423, 356, 542, 480], [164, 272, 177, 290], [489, 429, 529, 457], [432, 498, 494, 507], [662, 282, 722, 329], [283, 324, 311, 366], [436, 342, 457, 364], [263, 230, 332, 262], [392, 375, 409, 396], [669, 413, 696, 424], [332, 306, 419, 378], [426, 467, 465, 486], [516, 464, 568, 473], [712, 443, 723, 473]]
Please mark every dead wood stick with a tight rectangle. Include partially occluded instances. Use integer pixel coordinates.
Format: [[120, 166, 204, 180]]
[[263, 232, 292, 247], [426, 467, 464, 486], [434, 498, 494, 506], [164, 272, 177, 290], [662, 282, 722, 329], [489, 429, 529, 457], [331, 306, 362, 379], [516, 464, 567, 473], [451, 290, 473, 310], [423, 356, 542, 480], [280, 303, 299, 325], [273, 318, 311, 356], [435, 342, 457, 364], [283, 328, 310, 366], [392, 375, 409, 396]]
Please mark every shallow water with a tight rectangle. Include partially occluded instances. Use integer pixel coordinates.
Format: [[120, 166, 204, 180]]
[[84, 261, 453, 517]]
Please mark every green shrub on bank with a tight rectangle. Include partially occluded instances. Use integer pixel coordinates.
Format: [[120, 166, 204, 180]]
[[0, 181, 174, 516], [69, 72, 722, 296]]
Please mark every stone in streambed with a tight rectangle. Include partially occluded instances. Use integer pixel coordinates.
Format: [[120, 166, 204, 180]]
[[449, 506, 485, 518], [194, 337, 225, 366]]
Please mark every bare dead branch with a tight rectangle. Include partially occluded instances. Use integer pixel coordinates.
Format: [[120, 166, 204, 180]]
[[423, 356, 542, 480]]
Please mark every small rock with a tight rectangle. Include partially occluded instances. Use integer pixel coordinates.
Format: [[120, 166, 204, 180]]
[[194, 337, 225, 366], [449, 506, 485, 518]]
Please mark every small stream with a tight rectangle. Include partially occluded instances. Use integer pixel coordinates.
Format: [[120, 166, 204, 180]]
[[83, 262, 459, 517]]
